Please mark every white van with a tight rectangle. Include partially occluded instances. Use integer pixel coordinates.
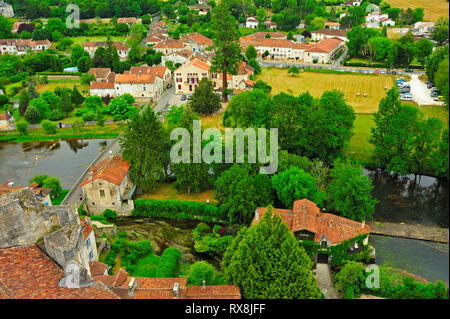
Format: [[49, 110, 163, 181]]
[[400, 94, 413, 101]]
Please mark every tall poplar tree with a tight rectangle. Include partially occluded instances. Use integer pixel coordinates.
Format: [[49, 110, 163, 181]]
[[210, 1, 242, 102]]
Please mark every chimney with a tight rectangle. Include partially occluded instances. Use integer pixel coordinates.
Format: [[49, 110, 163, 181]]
[[255, 209, 259, 221], [362, 219, 365, 228], [7, 181, 14, 188], [173, 282, 179, 298], [128, 277, 137, 297], [87, 169, 93, 179], [202, 280, 206, 290]]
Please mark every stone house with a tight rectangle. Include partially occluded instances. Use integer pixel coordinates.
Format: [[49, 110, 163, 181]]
[[152, 39, 186, 54], [182, 33, 213, 53], [193, 4, 211, 15], [311, 28, 349, 42], [414, 22, 436, 35], [128, 66, 172, 87], [81, 155, 135, 216], [114, 71, 164, 103], [83, 41, 129, 60], [0, 1, 13, 17], [0, 39, 51, 55], [0, 181, 52, 206], [161, 49, 193, 66], [246, 17, 258, 29], [89, 81, 116, 98], [325, 21, 340, 30], [304, 37, 345, 64], [253, 199, 370, 264], [0, 112, 12, 130]]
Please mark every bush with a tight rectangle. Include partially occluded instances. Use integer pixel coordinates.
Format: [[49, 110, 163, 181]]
[[75, 108, 88, 117], [16, 120, 29, 135], [155, 247, 181, 278], [82, 112, 95, 122], [41, 119, 57, 134], [103, 209, 117, 220], [344, 286, 355, 299], [48, 109, 64, 121], [188, 261, 216, 285], [132, 199, 228, 223], [335, 261, 365, 297], [72, 118, 85, 130], [113, 114, 127, 121]]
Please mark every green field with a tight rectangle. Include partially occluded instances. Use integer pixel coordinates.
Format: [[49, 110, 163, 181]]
[[62, 36, 127, 47]]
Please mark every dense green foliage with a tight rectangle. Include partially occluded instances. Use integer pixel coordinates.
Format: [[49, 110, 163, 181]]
[[222, 208, 322, 299], [132, 198, 228, 223], [190, 78, 221, 115], [192, 222, 234, 256]]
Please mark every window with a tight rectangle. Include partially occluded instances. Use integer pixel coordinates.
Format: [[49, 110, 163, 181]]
[[178, 85, 181, 90], [86, 238, 90, 249], [89, 251, 94, 261], [321, 241, 327, 249], [99, 190, 105, 197]]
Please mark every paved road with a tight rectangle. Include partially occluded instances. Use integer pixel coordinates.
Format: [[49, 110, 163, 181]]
[[316, 263, 341, 299], [409, 74, 444, 106]]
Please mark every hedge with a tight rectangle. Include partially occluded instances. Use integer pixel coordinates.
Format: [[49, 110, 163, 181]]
[[132, 198, 228, 223], [155, 247, 181, 278]]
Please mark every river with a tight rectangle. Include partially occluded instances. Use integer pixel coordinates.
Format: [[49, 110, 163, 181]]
[[0, 139, 448, 282]]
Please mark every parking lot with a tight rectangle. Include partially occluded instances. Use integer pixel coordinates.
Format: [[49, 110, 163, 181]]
[[409, 74, 445, 106]]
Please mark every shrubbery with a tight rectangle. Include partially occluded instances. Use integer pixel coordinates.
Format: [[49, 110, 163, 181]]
[[132, 199, 228, 223], [155, 247, 181, 278], [41, 119, 57, 134], [192, 222, 233, 256]]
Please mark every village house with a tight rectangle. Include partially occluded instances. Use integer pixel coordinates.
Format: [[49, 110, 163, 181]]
[[325, 21, 340, 30], [364, 12, 395, 28], [161, 49, 194, 66], [193, 4, 211, 15], [297, 19, 307, 29], [174, 57, 254, 94], [0, 111, 12, 130], [0, 180, 52, 206], [128, 65, 172, 87], [145, 33, 169, 46], [304, 37, 345, 64], [311, 28, 349, 42], [265, 20, 277, 30], [92, 268, 241, 299], [115, 70, 164, 103], [83, 41, 129, 60], [89, 81, 116, 98], [88, 67, 114, 82], [182, 32, 213, 53], [81, 155, 135, 216], [152, 39, 185, 54], [413, 22, 436, 35], [246, 16, 258, 29], [254, 199, 371, 264], [0, 39, 51, 55]]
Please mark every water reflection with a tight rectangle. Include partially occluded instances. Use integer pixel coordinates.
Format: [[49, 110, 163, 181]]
[[365, 169, 449, 228]]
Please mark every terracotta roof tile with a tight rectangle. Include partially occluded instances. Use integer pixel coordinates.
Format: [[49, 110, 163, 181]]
[[89, 261, 109, 277], [89, 81, 115, 89], [254, 199, 370, 245], [81, 155, 130, 187], [184, 285, 241, 299], [0, 245, 119, 299], [305, 37, 343, 53]]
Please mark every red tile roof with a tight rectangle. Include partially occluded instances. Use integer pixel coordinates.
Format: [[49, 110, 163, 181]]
[[81, 155, 130, 187], [89, 81, 115, 89], [306, 37, 343, 53], [88, 68, 111, 79], [184, 285, 241, 299], [0, 245, 119, 299], [188, 33, 213, 46], [0, 113, 10, 121], [254, 199, 370, 245], [89, 261, 109, 277], [153, 39, 184, 49], [311, 28, 348, 37]]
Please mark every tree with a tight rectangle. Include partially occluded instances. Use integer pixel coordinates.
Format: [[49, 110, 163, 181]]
[[415, 38, 434, 67], [188, 261, 216, 285], [222, 208, 322, 299], [214, 164, 273, 223], [431, 17, 449, 45], [271, 166, 326, 208], [41, 119, 57, 134], [16, 120, 29, 135], [72, 118, 85, 131], [29, 98, 51, 120], [210, 2, 242, 102], [84, 95, 103, 110], [190, 78, 221, 115], [77, 55, 92, 73], [108, 96, 131, 115], [19, 90, 30, 116], [287, 65, 299, 76], [171, 107, 210, 193], [335, 261, 366, 297], [71, 85, 84, 105], [59, 89, 74, 117], [310, 16, 325, 31], [42, 176, 62, 199], [245, 45, 257, 60], [370, 87, 420, 174], [0, 16, 12, 38], [328, 160, 378, 222], [426, 45, 448, 83], [29, 175, 49, 186], [120, 107, 170, 192], [28, 84, 39, 100], [227, 89, 272, 128], [96, 106, 105, 127], [434, 58, 449, 108], [24, 105, 41, 124], [432, 128, 449, 180]]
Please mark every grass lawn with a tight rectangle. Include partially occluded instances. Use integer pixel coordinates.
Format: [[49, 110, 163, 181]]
[[52, 189, 70, 205], [0, 124, 123, 143], [256, 68, 395, 114], [36, 81, 89, 96], [343, 105, 449, 164], [132, 253, 162, 277], [386, 0, 449, 21], [63, 36, 127, 47], [199, 112, 225, 130], [139, 182, 216, 203]]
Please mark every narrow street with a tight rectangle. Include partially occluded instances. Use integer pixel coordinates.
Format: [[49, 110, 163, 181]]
[[316, 263, 341, 299]]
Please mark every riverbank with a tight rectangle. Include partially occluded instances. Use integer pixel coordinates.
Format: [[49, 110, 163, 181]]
[[0, 125, 123, 143], [368, 221, 449, 243]]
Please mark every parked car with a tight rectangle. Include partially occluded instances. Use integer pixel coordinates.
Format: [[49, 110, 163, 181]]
[[187, 95, 192, 100], [397, 77, 406, 83], [434, 96, 445, 101], [181, 95, 186, 101], [399, 88, 410, 94], [427, 83, 434, 89], [431, 91, 440, 98], [392, 70, 397, 75], [167, 84, 172, 89], [400, 94, 413, 101]]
